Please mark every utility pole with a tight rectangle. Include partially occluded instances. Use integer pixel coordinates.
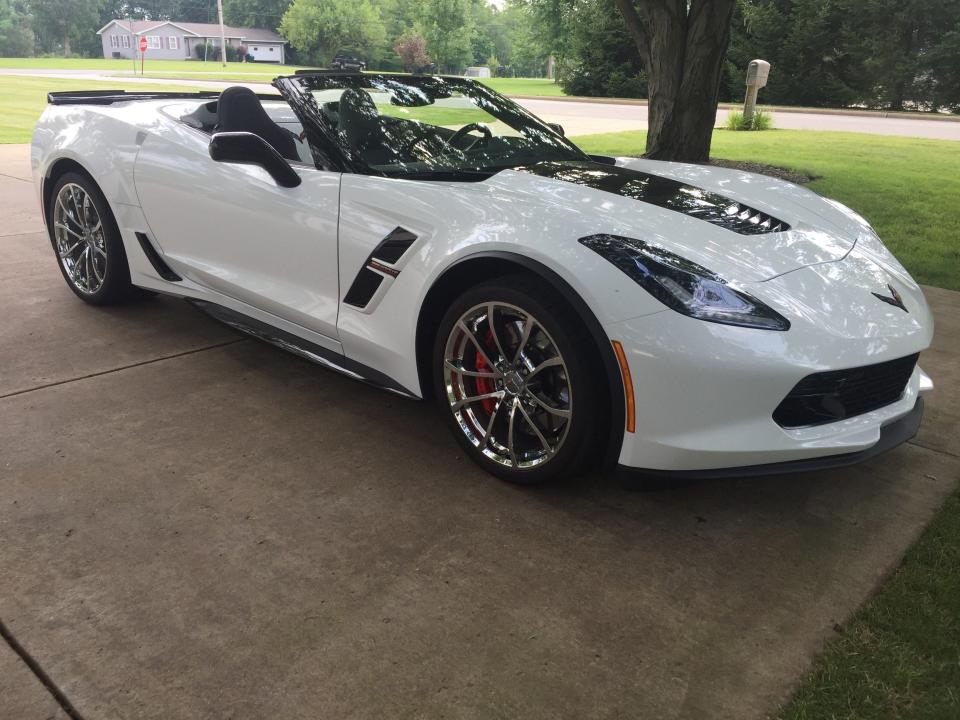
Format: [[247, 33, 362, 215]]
[[216, 0, 227, 67]]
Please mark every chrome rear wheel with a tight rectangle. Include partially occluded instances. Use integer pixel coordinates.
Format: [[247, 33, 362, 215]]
[[443, 301, 572, 471], [53, 182, 107, 295]]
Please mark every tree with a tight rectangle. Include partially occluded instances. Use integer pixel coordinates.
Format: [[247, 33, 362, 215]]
[[224, 0, 291, 30], [280, 0, 386, 65], [418, 0, 474, 72], [0, 0, 33, 56], [395, 30, 430, 71], [31, 0, 104, 56], [610, 0, 736, 161], [557, 0, 646, 98]]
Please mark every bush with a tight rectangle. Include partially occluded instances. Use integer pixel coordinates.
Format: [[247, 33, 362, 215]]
[[725, 108, 773, 131], [193, 42, 239, 61]]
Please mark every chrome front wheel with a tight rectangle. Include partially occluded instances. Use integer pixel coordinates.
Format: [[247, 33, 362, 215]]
[[444, 301, 573, 470]]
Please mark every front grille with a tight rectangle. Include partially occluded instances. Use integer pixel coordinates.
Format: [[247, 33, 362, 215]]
[[773, 354, 919, 428]]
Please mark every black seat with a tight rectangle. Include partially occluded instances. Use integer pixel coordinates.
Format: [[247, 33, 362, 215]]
[[337, 88, 394, 165], [215, 86, 299, 161]]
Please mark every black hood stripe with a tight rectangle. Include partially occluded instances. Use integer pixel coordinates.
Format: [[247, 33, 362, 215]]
[[514, 161, 790, 236]]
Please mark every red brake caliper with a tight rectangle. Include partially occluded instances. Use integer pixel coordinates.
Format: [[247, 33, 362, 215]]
[[474, 331, 497, 414]]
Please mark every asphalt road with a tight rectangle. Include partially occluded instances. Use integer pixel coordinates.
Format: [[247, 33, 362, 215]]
[[4, 67, 960, 140], [1, 142, 958, 719]]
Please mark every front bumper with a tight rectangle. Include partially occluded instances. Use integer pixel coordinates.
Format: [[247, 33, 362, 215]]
[[617, 396, 924, 481], [606, 289, 933, 473]]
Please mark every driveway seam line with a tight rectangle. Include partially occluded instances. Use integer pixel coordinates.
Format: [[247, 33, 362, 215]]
[[0, 338, 246, 400], [907, 438, 960, 459], [0, 170, 31, 183], [0, 617, 87, 720]]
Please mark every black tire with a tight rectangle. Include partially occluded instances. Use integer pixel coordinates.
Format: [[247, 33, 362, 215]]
[[433, 275, 604, 485], [46, 171, 139, 305]]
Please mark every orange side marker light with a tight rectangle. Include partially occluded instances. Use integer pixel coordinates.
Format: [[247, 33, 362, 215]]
[[611, 340, 635, 433]]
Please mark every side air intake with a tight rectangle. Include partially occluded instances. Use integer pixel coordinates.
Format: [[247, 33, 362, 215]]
[[135, 232, 182, 281]]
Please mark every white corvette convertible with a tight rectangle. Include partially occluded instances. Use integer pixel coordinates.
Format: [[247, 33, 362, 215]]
[[32, 71, 934, 484]]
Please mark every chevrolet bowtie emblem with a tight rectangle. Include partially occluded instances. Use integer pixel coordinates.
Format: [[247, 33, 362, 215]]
[[872, 283, 908, 313]]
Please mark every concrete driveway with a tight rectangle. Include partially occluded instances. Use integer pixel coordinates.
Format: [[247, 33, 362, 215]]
[[1, 143, 958, 720]]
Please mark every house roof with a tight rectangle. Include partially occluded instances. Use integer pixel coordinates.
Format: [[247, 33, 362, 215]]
[[96, 19, 284, 43]]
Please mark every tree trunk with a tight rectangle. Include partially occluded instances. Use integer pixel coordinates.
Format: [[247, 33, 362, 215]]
[[63, 33, 71, 57], [612, 0, 736, 162]]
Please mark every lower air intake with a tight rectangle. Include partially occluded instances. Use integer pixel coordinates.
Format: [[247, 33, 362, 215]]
[[773, 354, 919, 428]]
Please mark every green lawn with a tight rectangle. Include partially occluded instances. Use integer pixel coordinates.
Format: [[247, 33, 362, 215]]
[[574, 129, 960, 292], [479, 77, 567, 97], [0, 57, 568, 97], [0, 75, 214, 143], [777, 489, 960, 720]]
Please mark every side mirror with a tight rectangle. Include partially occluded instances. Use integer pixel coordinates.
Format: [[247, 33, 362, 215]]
[[547, 122, 565, 137], [209, 131, 301, 188]]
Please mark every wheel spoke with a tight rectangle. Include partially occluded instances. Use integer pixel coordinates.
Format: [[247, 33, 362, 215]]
[[70, 188, 84, 225], [444, 359, 498, 379], [512, 316, 534, 365], [75, 246, 90, 287], [91, 252, 104, 283], [526, 355, 563, 380], [519, 402, 553, 458], [507, 398, 518, 467], [458, 321, 497, 370], [452, 390, 504, 410], [482, 398, 502, 445], [57, 195, 81, 228], [55, 222, 83, 239], [81, 193, 92, 229], [58, 240, 82, 258], [487, 303, 509, 363], [527, 392, 571, 419], [85, 246, 95, 288]]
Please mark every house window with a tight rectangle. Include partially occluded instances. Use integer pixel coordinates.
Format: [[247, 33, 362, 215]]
[[121, 34, 130, 48], [269, 46, 274, 52], [147, 35, 161, 49], [168, 36, 179, 50], [110, 35, 119, 48]]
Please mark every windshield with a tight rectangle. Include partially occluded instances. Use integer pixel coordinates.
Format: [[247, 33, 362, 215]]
[[282, 73, 588, 177]]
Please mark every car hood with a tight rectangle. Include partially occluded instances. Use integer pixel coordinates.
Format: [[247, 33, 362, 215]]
[[492, 158, 866, 283]]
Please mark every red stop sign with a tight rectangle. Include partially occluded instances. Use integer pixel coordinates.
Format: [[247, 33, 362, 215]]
[[139, 36, 148, 53]]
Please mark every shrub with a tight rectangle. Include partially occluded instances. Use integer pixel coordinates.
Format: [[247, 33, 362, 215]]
[[725, 108, 773, 131]]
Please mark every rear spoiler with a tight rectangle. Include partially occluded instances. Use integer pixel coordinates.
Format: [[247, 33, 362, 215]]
[[46, 89, 280, 106]]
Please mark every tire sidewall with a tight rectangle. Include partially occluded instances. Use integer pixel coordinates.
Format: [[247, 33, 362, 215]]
[[433, 278, 600, 485]]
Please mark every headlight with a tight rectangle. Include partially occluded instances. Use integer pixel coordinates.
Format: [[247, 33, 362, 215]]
[[580, 234, 790, 331]]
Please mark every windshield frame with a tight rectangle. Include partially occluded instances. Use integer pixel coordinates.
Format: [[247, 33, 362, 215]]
[[274, 72, 589, 179]]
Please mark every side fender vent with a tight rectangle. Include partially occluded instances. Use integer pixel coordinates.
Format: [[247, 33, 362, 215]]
[[343, 268, 384, 308], [135, 232, 182, 282], [370, 227, 417, 264], [343, 227, 417, 308]]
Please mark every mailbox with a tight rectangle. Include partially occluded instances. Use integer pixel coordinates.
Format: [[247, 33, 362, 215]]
[[746, 59, 770, 89]]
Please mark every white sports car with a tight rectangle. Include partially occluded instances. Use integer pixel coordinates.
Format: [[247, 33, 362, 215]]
[[32, 72, 934, 484]]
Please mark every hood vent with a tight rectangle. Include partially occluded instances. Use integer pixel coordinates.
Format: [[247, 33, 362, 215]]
[[717, 202, 788, 234], [514, 161, 791, 236]]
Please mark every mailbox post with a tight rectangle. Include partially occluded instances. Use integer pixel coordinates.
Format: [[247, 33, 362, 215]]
[[744, 59, 770, 122]]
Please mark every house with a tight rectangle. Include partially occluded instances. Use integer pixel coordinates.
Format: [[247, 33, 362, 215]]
[[97, 20, 287, 63]]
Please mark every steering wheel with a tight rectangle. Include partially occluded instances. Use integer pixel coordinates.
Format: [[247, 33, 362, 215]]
[[447, 123, 492, 152]]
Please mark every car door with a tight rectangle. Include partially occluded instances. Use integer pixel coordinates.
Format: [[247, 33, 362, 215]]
[[133, 119, 340, 340]]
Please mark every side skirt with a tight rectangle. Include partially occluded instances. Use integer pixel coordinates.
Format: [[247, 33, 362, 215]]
[[188, 299, 418, 399]]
